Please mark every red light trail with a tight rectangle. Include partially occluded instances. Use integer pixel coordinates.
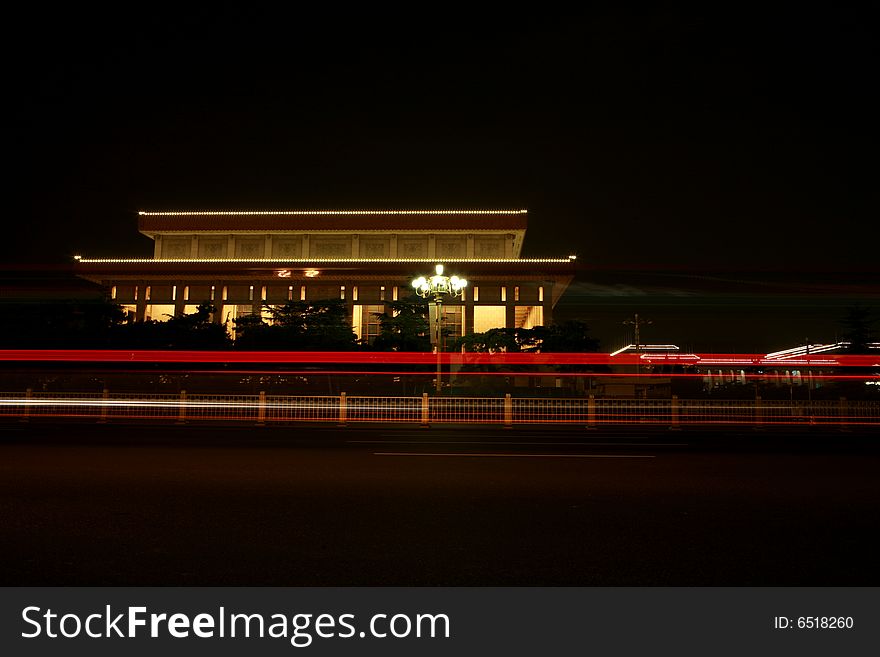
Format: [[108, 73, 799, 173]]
[[0, 350, 877, 367]]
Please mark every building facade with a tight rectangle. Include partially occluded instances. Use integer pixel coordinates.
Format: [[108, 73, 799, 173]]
[[74, 210, 576, 343]]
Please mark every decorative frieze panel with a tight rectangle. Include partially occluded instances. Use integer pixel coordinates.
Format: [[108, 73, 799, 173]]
[[399, 238, 428, 258], [436, 238, 466, 259], [199, 239, 227, 258], [474, 238, 504, 258], [162, 239, 190, 258], [311, 239, 351, 258], [273, 238, 302, 258], [235, 239, 265, 258], [360, 239, 389, 258]]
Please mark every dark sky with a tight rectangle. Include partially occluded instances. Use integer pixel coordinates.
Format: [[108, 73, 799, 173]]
[[8, 5, 876, 269], [4, 5, 879, 352]]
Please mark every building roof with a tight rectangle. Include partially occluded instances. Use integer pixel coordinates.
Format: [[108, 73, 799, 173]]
[[73, 258, 576, 307], [73, 258, 576, 280], [138, 209, 529, 233]]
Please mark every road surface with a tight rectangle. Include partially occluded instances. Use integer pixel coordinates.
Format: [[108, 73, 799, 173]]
[[1, 421, 878, 585]]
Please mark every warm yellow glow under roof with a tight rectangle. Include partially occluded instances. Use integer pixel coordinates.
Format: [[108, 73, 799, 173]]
[[138, 209, 528, 216]]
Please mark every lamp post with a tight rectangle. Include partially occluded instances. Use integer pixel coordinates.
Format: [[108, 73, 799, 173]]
[[412, 264, 468, 394]]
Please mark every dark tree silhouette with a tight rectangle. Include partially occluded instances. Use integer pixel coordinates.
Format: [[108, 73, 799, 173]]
[[107, 302, 230, 349], [453, 327, 538, 353], [537, 320, 600, 353], [371, 296, 431, 351], [453, 321, 599, 353], [234, 299, 357, 350], [0, 297, 126, 348], [840, 305, 876, 354]]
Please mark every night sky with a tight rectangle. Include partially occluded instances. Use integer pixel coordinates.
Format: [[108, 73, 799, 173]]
[[6, 6, 878, 350]]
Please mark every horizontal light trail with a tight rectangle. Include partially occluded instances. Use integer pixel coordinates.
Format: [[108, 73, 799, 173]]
[[3, 400, 876, 427], [146, 369, 880, 380], [373, 452, 657, 458], [3, 410, 874, 426], [1, 350, 878, 367], [2, 366, 877, 384], [350, 440, 689, 446], [0, 397, 868, 414], [3, 393, 876, 428], [34, 367, 868, 380]]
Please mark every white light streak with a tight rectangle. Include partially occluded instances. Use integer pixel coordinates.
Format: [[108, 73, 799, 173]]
[[610, 344, 681, 357]]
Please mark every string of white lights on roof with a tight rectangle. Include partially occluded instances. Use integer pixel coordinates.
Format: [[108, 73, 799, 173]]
[[74, 256, 575, 264], [138, 210, 529, 216]]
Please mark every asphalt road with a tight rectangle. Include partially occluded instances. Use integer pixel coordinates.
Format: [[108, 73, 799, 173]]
[[1, 421, 878, 585]]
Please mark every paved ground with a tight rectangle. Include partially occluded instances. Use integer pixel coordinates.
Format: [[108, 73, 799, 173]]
[[1, 421, 878, 585]]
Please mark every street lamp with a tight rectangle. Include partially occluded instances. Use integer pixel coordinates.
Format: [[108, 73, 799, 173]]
[[412, 264, 468, 393]]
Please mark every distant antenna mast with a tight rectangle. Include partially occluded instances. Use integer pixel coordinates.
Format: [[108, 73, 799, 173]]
[[623, 313, 652, 354], [624, 313, 653, 398]]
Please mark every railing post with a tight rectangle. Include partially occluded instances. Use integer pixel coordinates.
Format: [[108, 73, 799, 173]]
[[257, 390, 267, 426], [176, 389, 187, 424], [586, 394, 596, 430], [839, 396, 849, 431], [421, 392, 430, 428], [338, 392, 347, 427], [20, 387, 32, 423], [670, 394, 681, 430], [97, 387, 110, 423], [753, 395, 764, 430], [503, 393, 512, 428]]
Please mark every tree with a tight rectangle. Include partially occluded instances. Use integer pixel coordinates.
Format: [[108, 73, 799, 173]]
[[452, 321, 599, 353], [536, 320, 600, 352], [840, 304, 876, 354], [234, 299, 357, 350], [0, 297, 126, 348], [371, 296, 431, 351], [453, 327, 537, 353], [451, 321, 601, 395], [107, 302, 230, 349], [162, 302, 230, 349]]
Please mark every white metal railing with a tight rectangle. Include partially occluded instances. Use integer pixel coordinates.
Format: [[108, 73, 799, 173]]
[[2, 391, 878, 427]]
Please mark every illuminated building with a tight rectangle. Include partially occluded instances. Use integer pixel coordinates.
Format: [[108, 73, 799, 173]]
[[73, 210, 576, 343]]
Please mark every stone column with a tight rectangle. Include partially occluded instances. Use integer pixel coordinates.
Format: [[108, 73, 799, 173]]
[[463, 289, 474, 336], [135, 282, 147, 321], [541, 282, 553, 325], [173, 281, 186, 317]]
